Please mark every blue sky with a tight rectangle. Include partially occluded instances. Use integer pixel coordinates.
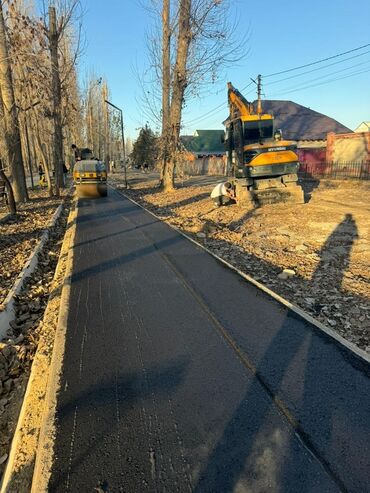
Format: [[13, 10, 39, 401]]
[[79, 0, 370, 139]]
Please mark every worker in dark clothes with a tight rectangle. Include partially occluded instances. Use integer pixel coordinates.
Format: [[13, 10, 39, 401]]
[[71, 144, 81, 162], [38, 163, 45, 186]]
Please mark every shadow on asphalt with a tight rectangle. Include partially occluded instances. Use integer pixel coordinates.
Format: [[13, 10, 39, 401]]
[[64, 190, 367, 491], [114, 188, 367, 491], [193, 213, 364, 492], [72, 234, 183, 283], [73, 221, 158, 249]]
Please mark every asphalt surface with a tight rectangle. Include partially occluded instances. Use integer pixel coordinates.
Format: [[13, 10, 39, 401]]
[[47, 187, 370, 492]]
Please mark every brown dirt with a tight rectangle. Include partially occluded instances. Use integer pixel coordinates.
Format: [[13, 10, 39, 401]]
[[112, 171, 370, 351], [0, 196, 71, 482], [0, 188, 68, 307]]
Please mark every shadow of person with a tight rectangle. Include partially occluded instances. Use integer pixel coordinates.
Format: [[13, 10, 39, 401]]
[[311, 214, 358, 310], [193, 313, 341, 493], [299, 174, 320, 203], [193, 215, 362, 493]]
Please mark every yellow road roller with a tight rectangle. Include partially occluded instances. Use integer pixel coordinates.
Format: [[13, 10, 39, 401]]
[[73, 159, 107, 198]]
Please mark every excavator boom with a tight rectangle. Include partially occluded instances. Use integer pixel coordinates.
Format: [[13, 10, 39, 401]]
[[227, 82, 254, 119]]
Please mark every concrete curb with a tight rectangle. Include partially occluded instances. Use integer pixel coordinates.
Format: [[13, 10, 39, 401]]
[[0, 204, 63, 340], [112, 184, 370, 366], [30, 201, 77, 492], [0, 199, 77, 493]]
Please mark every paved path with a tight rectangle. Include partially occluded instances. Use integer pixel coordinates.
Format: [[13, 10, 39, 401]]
[[47, 188, 370, 492]]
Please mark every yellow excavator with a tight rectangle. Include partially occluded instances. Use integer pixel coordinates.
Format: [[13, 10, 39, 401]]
[[224, 80, 304, 206]]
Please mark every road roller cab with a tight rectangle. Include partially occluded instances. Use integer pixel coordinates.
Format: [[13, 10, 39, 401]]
[[73, 159, 107, 198]]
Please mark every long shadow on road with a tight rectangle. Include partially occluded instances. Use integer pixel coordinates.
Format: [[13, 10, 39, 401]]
[[61, 192, 369, 491], [194, 213, 367, 492], [72, 234, 182, 284]]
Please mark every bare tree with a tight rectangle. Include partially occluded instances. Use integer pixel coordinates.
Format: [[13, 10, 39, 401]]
[[48, 5, 64, 195], [161, 0, 191, 190], [4, 0, 83, 197], [143, 0, 247, 191], [0, 2, 28, 202], [161, 0, 170, 143]]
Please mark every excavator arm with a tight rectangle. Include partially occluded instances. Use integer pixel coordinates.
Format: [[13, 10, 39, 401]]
[[227, 82, 254, 119]]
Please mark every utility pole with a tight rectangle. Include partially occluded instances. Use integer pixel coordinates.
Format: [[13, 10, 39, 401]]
[[105, 100, 127, 187], [102, 82, 110, 168], [257, 74, 262, 115]]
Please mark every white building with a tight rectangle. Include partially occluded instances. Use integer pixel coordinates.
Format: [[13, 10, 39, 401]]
[[354, 121, 370, 132]]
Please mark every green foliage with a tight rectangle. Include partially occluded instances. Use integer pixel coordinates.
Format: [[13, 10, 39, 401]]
[[131, 125, 159, 168]]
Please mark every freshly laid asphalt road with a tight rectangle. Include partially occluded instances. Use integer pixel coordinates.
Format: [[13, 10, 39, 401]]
[[47, 187, 370, 492]]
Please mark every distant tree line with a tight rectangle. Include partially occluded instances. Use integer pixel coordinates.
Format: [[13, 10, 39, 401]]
[[0, 0, 124, 207]]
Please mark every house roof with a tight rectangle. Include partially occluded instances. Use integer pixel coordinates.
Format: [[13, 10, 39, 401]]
[[181, 129, 225, 154], [251, 100, 352, 140], [182, 102, 352, 149], [354, 121, 370, 132]]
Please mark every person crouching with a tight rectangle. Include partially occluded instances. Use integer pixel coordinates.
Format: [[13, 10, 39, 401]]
[[210, 181, 235, 206]]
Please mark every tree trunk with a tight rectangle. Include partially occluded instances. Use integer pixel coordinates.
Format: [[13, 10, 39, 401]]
[[0, 4, 28, 202], [48, 6, 64, 195], [162, 0, 171, 133], [162, 0, 191, 192], [40, 143, 53, 196], [32, 114, 54, 196], [159, 0, 171, 186], [0, 164, 16, 215]]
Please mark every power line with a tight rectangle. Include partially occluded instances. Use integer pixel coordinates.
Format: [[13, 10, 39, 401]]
[[267, 58, 370, 95], [265, 49, 370, 86], [264, 42, 370, 78], [190, 66, 370, 127], [269, 67, 370, 97], [183, 43, 370, 128], [184, 80, 254, 127]]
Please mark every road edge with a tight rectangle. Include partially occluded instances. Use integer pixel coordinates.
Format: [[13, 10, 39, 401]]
[[112, 185, 370, 366], [29, 200, 77, 492], [0, 198, 77, 492]]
